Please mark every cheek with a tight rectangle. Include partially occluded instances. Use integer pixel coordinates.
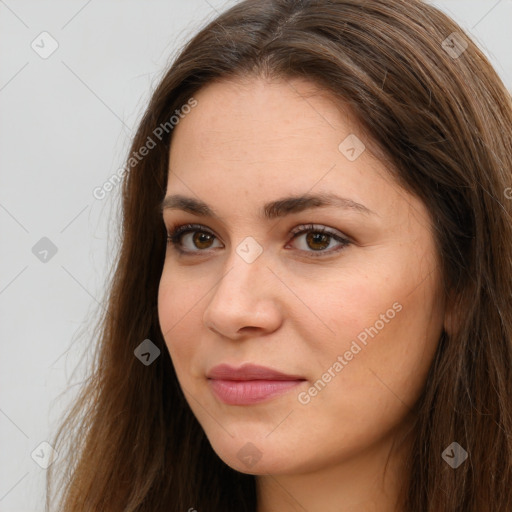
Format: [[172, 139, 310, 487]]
[[296, 256, 442, 400], [288, 265, 401, 360], [157, 271, 204, 373], [157, 274, 183, 339], [292, 278, 442, 462]]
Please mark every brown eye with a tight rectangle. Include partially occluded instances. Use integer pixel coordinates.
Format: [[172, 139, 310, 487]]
[[167, 223, 350, 258], [166, 224, 222, 254], [288, 224, 351, 257], [192, 231, 215, 249], [305, 232, 331, 251]]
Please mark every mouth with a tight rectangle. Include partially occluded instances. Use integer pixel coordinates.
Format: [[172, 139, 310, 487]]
[[206, 363, 307, 405]]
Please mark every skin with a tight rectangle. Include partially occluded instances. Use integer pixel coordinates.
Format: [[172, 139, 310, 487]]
[[157, 75, 447, 512]]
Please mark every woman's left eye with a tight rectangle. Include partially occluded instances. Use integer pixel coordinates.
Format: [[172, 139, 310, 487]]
[[287, 224, 350, 256], [166, 223, 351, 257]]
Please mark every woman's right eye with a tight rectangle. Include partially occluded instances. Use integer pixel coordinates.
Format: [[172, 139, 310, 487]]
[[166, 224, 222, 254]]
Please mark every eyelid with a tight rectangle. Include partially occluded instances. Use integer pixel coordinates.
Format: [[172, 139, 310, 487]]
[[289, 223, 348, 240]]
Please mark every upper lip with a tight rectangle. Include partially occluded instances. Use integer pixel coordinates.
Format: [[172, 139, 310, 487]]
[[207, 363, 305, 381]]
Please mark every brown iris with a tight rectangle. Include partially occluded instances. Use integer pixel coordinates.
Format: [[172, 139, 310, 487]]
[[193, 231, 215, 249], [306, 232, 330, 251]]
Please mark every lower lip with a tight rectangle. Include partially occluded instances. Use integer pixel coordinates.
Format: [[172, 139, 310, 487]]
[[208, 379, 305, 405]]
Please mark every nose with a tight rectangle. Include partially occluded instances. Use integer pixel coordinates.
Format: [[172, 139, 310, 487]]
[[202, 249, 282, 339]]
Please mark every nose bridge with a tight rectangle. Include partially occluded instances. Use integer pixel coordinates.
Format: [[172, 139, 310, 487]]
[[213, 236, 268, 303], [202, 237, 281, 335]]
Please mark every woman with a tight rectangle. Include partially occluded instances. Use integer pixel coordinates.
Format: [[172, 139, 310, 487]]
[[47, 0, 512, 510]]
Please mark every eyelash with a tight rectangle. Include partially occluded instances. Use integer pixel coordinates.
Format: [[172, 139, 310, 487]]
[[165, 223, 351, 258]]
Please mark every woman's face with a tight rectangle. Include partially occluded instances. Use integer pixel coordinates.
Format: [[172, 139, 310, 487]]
[[158, 76, 446, 475]]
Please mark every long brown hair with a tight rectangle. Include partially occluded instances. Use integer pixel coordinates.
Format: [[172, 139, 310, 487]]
[[47, 0, 512, 510]]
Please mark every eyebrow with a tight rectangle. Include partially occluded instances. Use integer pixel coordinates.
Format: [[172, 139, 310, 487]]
[[160, 192, 375, 220]]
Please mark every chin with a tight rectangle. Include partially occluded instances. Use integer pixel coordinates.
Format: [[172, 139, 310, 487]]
[[206, 434, 304, 475]]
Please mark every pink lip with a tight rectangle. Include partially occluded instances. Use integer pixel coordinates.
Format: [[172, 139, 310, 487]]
[[207, 364, 306, 405]]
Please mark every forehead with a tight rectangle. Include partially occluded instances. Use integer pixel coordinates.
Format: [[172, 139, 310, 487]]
[[169, 76, 381, 185], [164, 76, 428, 231], [170, 76, 363, 160]]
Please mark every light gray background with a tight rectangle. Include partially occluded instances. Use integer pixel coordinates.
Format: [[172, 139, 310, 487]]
[[1, 1, 510, 510]]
